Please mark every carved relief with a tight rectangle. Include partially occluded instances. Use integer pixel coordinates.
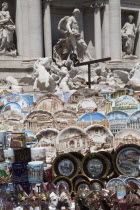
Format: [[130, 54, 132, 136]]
[[76, 99, 97, 115], [31, 94, 64, 114], [85, 125, 114, 151], [36, 128, 59, 145], [66, 89, 107, 115], [56, 126, 92, 154], [35, 128, 59, 162], [53, 110, 78, 130], [23, 111, 56, 134], [0, 103, 25, 131], [114, 128, 140, 148]]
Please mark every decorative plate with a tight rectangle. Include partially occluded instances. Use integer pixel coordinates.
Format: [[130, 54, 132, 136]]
[[106, 178, 126, 199], [106, 111, 128, 135], [125, 177, 140, 195], [52, 176, 73, 194], [113, 144, 140, 177], [82, 153, 109, 179], [52, 153, 79, 179], [78, 112, 110, 129], [90, 180, 104, 192], [74, 180, 91, 192], [72, 174, 89, 186], [98, 151, 114, 178], [114, 128, 140, 149], [69, 152, 84, 172]]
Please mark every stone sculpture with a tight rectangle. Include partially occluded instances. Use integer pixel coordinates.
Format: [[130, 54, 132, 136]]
[[54, 8, 92, 66], [121, 15, 140, 58], [128, 62, 140, 89], [33, 57, 56, 92], [30, 57, 86, 93], [0, 2, 16, 55], [0, 76, 23, 94]]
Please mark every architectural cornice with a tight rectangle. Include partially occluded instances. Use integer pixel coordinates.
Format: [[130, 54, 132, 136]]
[[83, 0, 108, 8], [121, 0, 140, 6], [47, 0, 108, 9]]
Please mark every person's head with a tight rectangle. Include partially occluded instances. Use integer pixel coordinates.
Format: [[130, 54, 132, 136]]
[[2, 2, 8, 11], [128, 15, 134, 23], [73, 8, 80, 18]]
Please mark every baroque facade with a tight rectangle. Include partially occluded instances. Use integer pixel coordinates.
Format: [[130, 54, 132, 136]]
[[11, 0, 140, 59]]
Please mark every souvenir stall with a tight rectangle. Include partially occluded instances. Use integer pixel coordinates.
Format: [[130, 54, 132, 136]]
[[0, 89, 139, 209]]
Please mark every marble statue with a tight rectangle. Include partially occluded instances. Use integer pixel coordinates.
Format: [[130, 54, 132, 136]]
[[0, 76, 23, 94], [0, 2, 16, 55], [31, 57, 86, 93], [128, 62, 140, 89], [54, 8, 92, 66], [33, 57, 56, 92], [121, 15, 140, 58]]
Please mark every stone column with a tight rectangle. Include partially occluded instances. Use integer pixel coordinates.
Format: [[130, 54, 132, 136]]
[[16, 0, 43, 58], [94, 7, 102, 59], [102, 3, 110, 57], [44, 0, 53, 57], [109, 0, 121, 60]]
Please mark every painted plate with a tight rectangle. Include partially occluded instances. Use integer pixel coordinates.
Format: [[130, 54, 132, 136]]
[[127, 110, 140, 130], [113, 144, 140, 177], [52, 176, 73, 194], [77, 112, 110, 129], [106, 111, 128, 136], [52, 153, 79, 179], [98, 151, 114, 178], [90, 180, 104, 192], [72, 174, 89, 186], [106, 178, 126, 199], [82, 153, 109, 179], [112, 95, 138, 115], [74, 180, 91, 192], [125, 177, 140, 195]]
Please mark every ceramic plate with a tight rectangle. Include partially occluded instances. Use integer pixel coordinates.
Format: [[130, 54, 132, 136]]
[[114, 144, 140, 177], [82, 153, 109, 179], [52, 153, 79, 179], [106, 178, 126, 199]]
